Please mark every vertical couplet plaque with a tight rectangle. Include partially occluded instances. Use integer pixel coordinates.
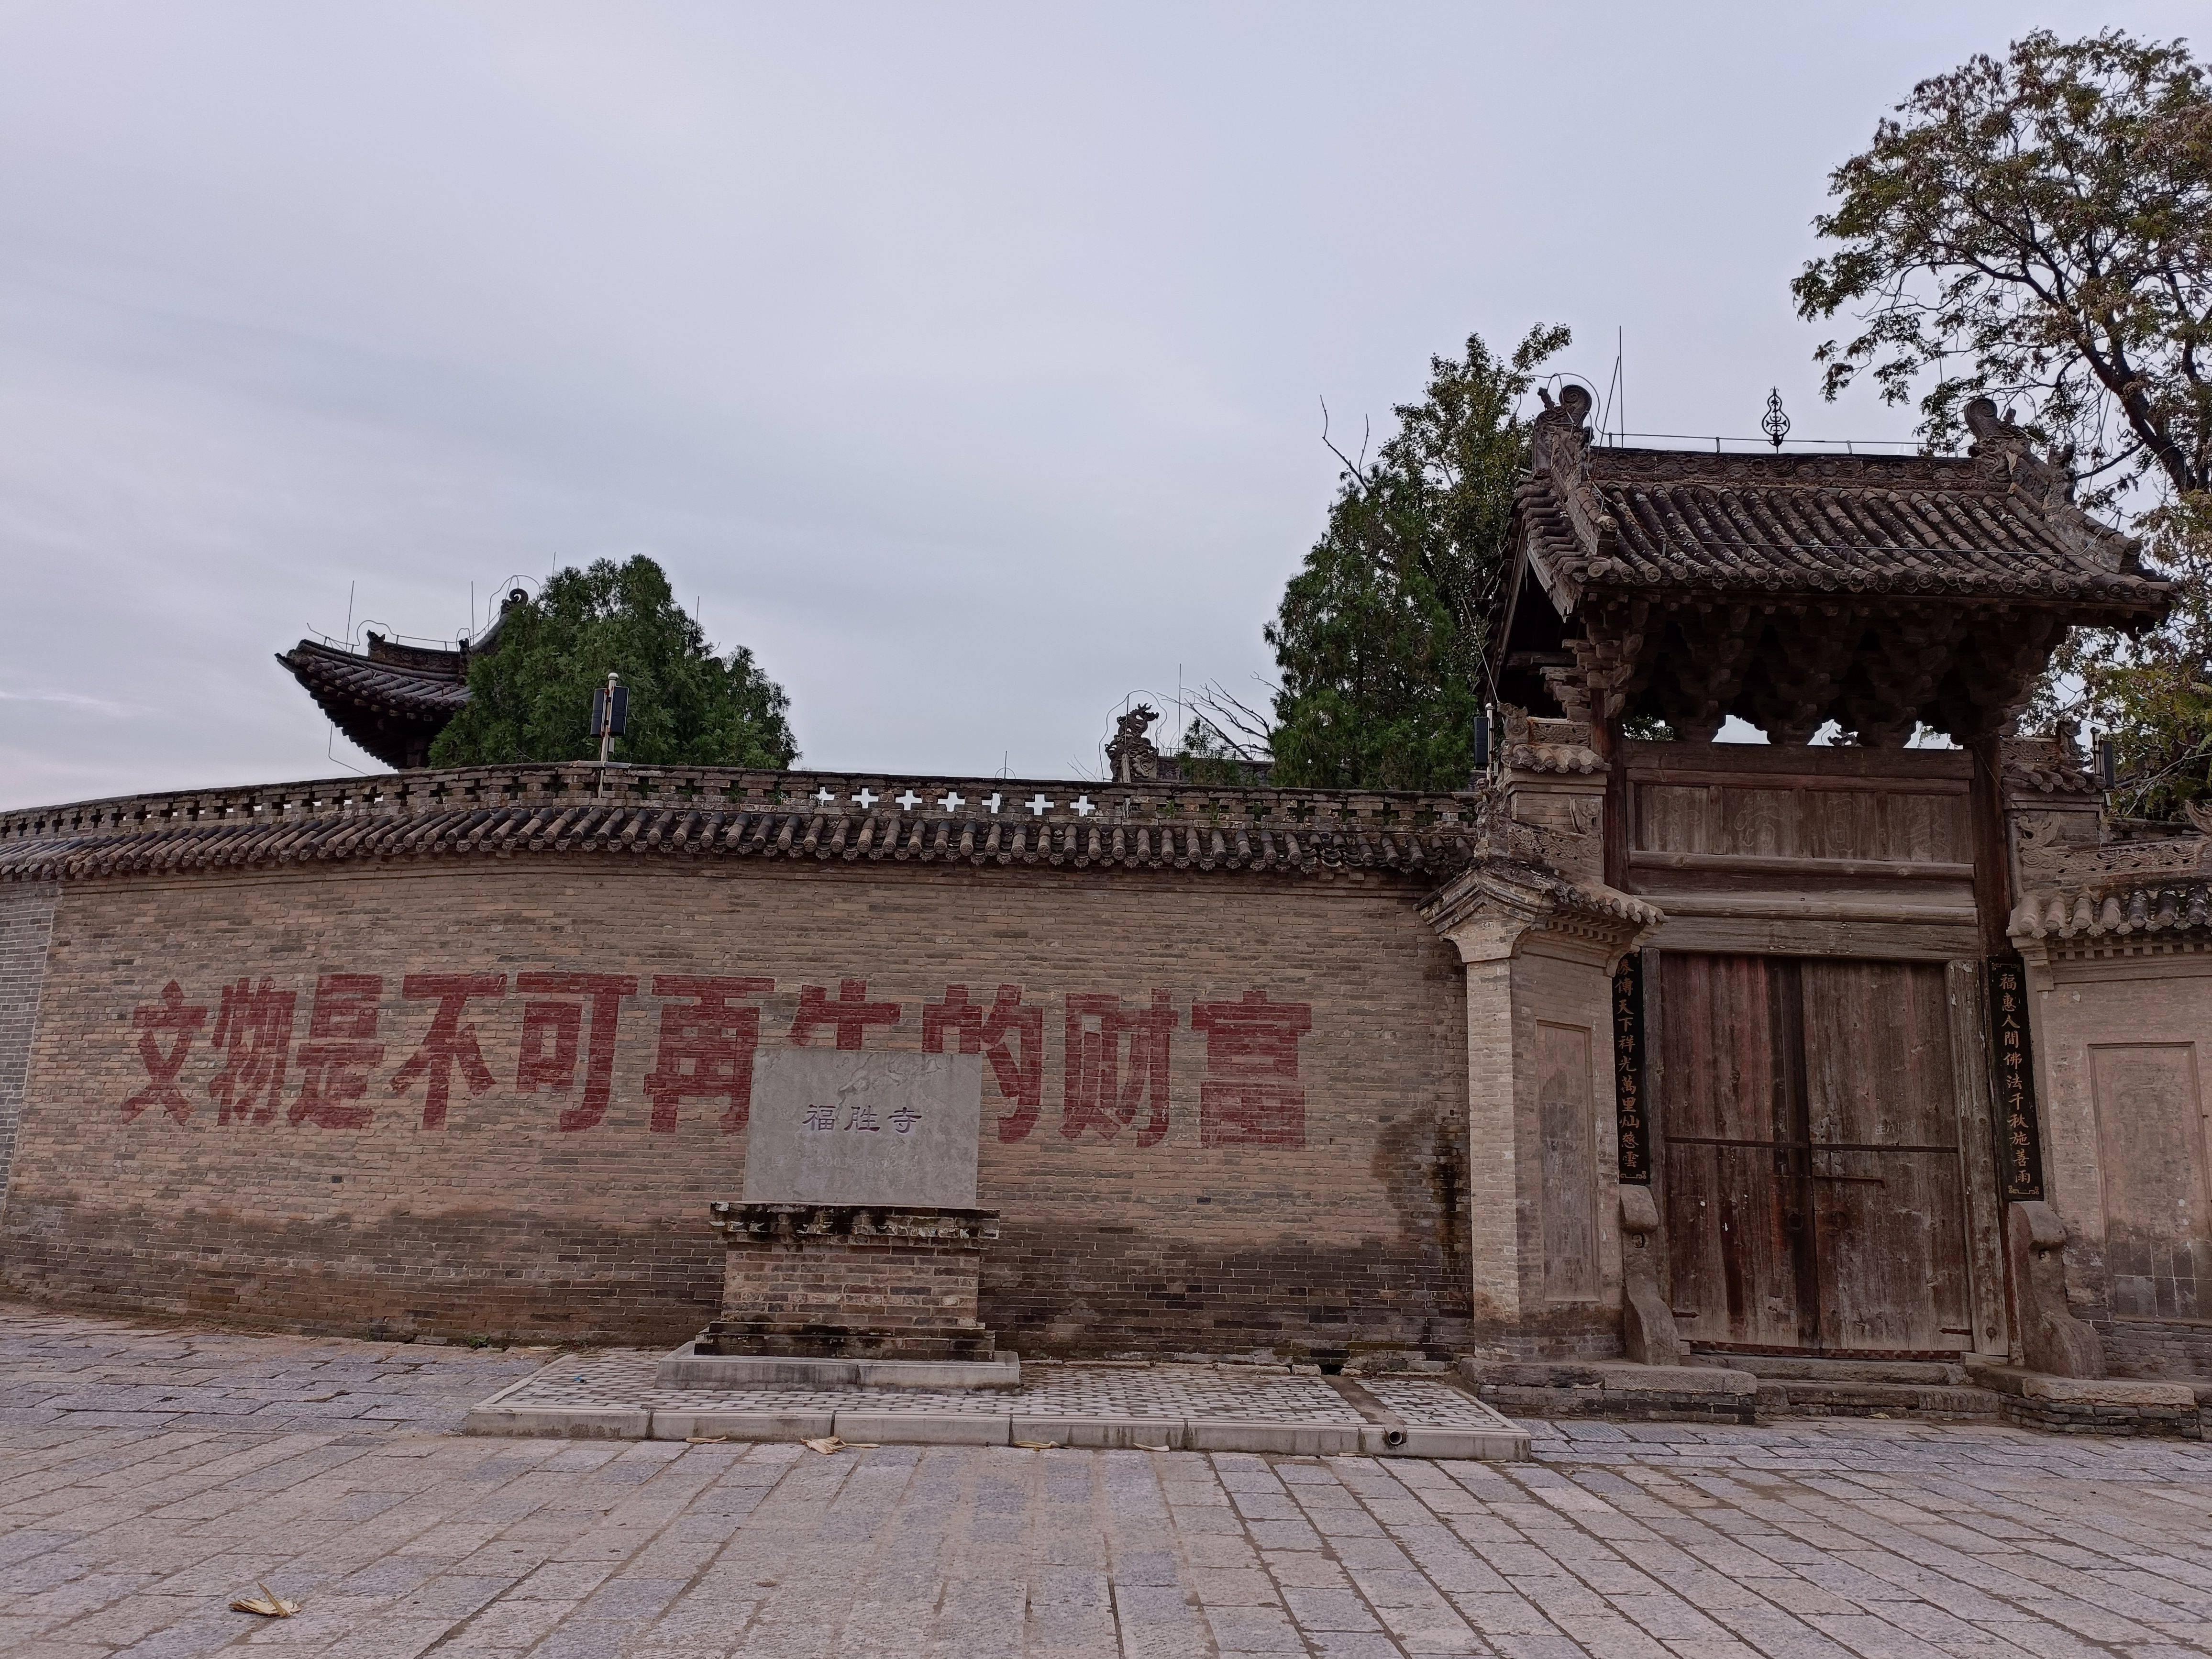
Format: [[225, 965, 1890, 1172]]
[[1611, 954, 1650, 1184], [1986, 955, 2046, 1202]]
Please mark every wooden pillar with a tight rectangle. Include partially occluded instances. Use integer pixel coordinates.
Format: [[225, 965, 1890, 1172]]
[[1967, 736, 2013, 960]]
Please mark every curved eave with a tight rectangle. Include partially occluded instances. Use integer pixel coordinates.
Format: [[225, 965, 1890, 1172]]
[[278, 642, 471, 769]]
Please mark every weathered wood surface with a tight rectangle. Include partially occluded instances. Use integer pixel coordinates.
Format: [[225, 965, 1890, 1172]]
[[1660, 954, 1812, 1351], [1624, 742, 1978, 961], [1945, 960, 2011, 1357], [1799, 961, 1973, 1354], [1659, 952, 1977, 1356]]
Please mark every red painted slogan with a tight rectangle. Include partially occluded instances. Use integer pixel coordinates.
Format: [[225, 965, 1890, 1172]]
[[118, 977, 1315, 1149]]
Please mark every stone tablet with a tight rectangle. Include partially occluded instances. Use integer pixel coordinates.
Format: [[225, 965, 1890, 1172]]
[[743, 1050, 983, 1207]]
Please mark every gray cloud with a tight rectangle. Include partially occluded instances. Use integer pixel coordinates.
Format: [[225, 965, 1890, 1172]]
[[1, 0, 2196, 807]]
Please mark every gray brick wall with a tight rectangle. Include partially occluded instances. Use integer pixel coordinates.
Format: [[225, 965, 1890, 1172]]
[[0, 881, 58, 1208]]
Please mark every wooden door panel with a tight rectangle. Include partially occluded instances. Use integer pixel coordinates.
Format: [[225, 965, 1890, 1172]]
[[1799, 959, 1972, 1353], [1659, 953, 1811, 1349], [1810, 1148, 1974, 1351], [1664, 1143, 1812, 1349], [1659, 951, 1976, 1356], [1658, 953, 1779, 1141], [1800, 960, 1958, 1149]]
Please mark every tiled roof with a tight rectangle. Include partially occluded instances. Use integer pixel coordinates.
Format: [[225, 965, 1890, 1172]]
[[2012, 880, 2212, 941], [2010, 830, 2212, 943], [279, 639, 470, 719], [0, 765, 1489, 885], [1519, 408, 2166, 617], [278, 639, 471, 768], [2002, 736, 2101, 796]]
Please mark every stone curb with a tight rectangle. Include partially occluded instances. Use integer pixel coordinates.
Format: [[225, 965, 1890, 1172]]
[[650, 1409, 837, 1441], [1965, 1363, 2205, 1438], [464, 1405, 652, 1439], [1012, 1415, 1186, 1450], [460, 1403, 1533, 1460], [1360, 1425, 1528, 1460], [1458, 1358, 1760, 1425], [832, 1411, 1011, 1446], [655, 1341, 1023, 1392]]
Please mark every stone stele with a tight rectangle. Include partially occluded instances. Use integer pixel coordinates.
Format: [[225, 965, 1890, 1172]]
[[743, 1050, 983, 1208]]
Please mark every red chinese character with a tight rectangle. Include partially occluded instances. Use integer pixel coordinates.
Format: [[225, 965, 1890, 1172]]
[[123, 981, 208, 1123], [924, 984, 1044, 1142], [1062, 991, 1175, 1146], [292, 974, 384, 1129], [788, 979, 901, 1049], [207, 978, 297, 1126], [646, 976, 774, 1132], [516, 973, 639, 1132], [1191, 989, 1312, 1149], [389, 973, 505, 1129]]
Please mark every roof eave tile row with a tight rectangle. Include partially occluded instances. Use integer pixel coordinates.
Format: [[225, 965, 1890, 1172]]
[[0, 765, 1490, 885], [1518, 426, 2167, 613], [0, 803, 1476, 883], [2010, 881, 2212, 942], [278, 643, 472, 718]]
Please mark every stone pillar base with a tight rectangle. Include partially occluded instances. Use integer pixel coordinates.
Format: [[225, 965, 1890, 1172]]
[[699, 1202, 1001, 1362]]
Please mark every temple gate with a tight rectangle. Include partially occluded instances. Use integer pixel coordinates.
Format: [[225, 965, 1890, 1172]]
[[1483, 385, 2171, 1364]]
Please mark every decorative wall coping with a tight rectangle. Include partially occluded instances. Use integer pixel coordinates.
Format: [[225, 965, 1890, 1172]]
[[2009, 827, 2212, 945], [0, 764, 1491, 885], [1419, 852, 1664, 964], [2002, 735, 2101, 796], [2010, 881, 2212, 945]]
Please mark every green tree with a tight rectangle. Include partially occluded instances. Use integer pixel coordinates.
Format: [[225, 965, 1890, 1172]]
[[2049, 497, 2212, 818], [429, 555, 797, 769], [1265, 323, 1569, 790], [1792, 28, 2210, 502], [1797, 29, 2212, 815]]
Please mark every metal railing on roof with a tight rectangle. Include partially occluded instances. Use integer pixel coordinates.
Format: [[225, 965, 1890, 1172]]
[[1592, 431, 1927, 455]]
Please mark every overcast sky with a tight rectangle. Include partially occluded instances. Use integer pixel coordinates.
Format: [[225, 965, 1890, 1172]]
[[0, 2, 2198, 807]]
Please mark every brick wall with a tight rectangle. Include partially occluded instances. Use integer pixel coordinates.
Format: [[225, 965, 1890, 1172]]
[[712, 1236, 991, 1359], [0, 857, 1471, 1355], [720, 1238, 983, 1335], [2103, 1318, 2212, 1381], [2024, 942, 2212, 1382], [0, 881, 59, 1207]]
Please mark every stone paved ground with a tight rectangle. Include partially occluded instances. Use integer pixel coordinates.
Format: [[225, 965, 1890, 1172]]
[[482, 1347, 1505, 1427], [6, 1307, 2212, 1658]]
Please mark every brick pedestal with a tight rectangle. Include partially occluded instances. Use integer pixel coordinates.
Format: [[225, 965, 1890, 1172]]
[[699, 1202, 1001, 1361]]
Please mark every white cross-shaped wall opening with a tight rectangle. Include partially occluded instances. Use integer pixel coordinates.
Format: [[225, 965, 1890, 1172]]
[[1026, 795, 1052, 816], [1072, 796, 1096, 816], [894, 790, 921, 811], [939, 792, 966, 811], [851, 788, 879, 808]]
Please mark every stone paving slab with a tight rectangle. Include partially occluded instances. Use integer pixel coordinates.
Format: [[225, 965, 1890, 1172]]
[[8, 1305, 2212, 1656], [465, 1348, 1532, 1460]]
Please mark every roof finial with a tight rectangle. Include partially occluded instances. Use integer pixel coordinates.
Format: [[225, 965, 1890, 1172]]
[[1761, 388, 1791, 450]]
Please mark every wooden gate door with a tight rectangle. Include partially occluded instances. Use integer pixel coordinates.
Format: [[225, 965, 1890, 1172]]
[[1659, 954, 1975, 1356]]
